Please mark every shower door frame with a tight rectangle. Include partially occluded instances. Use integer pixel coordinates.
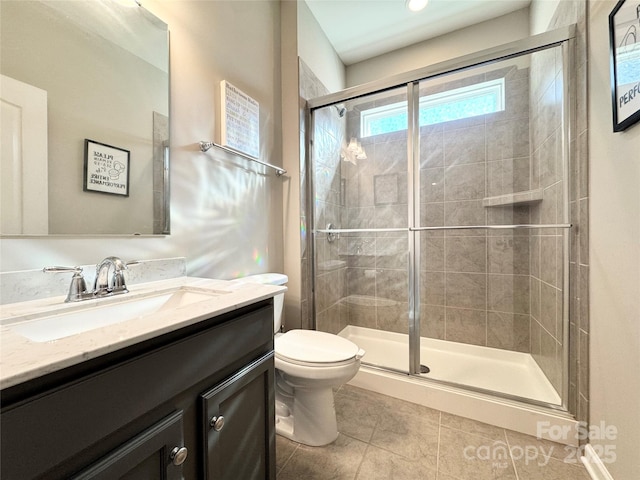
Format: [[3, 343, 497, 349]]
[[307, 25, 576, 411]]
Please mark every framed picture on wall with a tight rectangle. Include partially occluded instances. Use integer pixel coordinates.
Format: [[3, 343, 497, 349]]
[[609, 0, 640, 132], [83, 139, 130, 196]]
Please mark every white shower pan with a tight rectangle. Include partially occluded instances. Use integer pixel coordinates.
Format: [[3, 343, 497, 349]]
[[340, 325, 578, 446]]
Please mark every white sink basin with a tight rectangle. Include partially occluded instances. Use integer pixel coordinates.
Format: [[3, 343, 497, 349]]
[[9, 287, 227, 343]]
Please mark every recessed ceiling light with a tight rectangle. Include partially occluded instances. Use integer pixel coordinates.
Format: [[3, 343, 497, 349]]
[[406, 0, 428, 12]]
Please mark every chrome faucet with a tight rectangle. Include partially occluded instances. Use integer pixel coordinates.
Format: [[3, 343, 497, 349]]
[[93, 256, 128, 297], [44, 256, 131, 302]]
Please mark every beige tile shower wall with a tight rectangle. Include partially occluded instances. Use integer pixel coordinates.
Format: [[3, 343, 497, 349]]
[[550, 0, 589, 426], [344, 120, 411, 335], [528, 0, 589, 420], [423, 66, 532, 352], [336, 88, 411, 335], [340, 66, 533, 350], [299, 60, 349, 335], [528, 45, 566, 396], [299, 59, 327, 331]]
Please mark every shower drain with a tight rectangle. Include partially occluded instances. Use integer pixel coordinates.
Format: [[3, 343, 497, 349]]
[[420, 364, 430, 374]]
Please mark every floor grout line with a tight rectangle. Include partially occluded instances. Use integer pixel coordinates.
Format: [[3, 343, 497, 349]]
[[504, 427, 521, 480], [276, 440, 300, 476], [277, 386, 591, 480], [352, 443, 371, 480]]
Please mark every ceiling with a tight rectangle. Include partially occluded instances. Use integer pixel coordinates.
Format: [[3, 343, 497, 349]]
[[304, 0, 531, 65]]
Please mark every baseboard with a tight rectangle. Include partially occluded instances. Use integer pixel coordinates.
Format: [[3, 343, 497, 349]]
[[581, 444, 615, 480]]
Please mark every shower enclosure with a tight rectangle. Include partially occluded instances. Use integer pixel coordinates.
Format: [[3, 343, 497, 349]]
[[308, 27, 575, 411]]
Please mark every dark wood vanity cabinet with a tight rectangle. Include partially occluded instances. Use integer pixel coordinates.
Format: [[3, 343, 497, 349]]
[[0, 300, 276, 480], [71, 410, 187, 480], [201, 353, 275, 480]]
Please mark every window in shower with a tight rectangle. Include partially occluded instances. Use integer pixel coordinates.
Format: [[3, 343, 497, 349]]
[[360, 77, 505, 137]]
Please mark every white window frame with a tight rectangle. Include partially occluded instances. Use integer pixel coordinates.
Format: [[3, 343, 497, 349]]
[[360, 77, 506, 138]]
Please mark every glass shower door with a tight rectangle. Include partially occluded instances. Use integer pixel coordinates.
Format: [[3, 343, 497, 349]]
[[310, 36, 571, 409], [312, 86, 412, 373], [414, 45, 570, 406]]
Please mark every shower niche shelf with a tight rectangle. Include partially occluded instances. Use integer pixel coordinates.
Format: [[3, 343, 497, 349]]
[[482, 189, 543, 208]]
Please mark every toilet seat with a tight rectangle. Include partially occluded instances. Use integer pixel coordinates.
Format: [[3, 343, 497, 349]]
[[275, 330, 362, 367]]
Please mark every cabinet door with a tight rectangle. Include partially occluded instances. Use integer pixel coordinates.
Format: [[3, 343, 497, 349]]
[[71, 411, 187, 480], [201, 352, 275, 480]]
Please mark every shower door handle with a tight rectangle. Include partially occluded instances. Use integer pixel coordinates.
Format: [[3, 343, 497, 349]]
[[326, 223, 339, 243]]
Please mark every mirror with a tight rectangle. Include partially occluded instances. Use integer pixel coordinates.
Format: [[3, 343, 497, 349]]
[[0, 0, 170, 235]]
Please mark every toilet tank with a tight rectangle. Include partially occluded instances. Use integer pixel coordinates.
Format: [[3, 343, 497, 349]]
[[230, 273, 287, 333]]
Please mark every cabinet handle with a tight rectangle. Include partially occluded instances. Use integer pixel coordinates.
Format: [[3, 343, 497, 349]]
[[170, 446, 188, 466], [210, 415, 225, 431]]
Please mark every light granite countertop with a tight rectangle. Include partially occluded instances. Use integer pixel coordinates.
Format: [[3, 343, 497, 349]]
[[0, 276, 284, 390]]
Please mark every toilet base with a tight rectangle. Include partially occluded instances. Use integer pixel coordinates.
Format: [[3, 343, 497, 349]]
[[275, 385, 339, 446]]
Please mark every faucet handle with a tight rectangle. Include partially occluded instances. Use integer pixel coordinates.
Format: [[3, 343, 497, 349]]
[[43, 266, 89, 302], [108, 260, 139, 293], [43, 265, 83, 274], [112, 270, 128, 292]]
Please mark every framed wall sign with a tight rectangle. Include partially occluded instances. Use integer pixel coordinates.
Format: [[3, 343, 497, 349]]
[[220, 80, 260, 158], [83, 139, 130, 196], [609, 0, 640, 132]]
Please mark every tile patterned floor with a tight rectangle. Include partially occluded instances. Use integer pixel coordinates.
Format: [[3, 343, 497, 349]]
[[276, 385, 591, 480]]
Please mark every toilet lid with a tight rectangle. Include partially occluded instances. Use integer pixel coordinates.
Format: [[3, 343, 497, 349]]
[[275, 330, 360, 364]]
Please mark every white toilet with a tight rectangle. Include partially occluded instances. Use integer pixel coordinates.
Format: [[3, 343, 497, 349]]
[[232, 273, 364, 446]]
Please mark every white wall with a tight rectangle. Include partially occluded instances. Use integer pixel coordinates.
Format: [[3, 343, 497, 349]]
[[281, 0, 303, 329], [0, 1, 284, 281], [588, 1, 640, 478], [529, 0, 560, 34], [346, 8, 530, 87], [279, 1, 345, 330], [297, 1, 345, 93]]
